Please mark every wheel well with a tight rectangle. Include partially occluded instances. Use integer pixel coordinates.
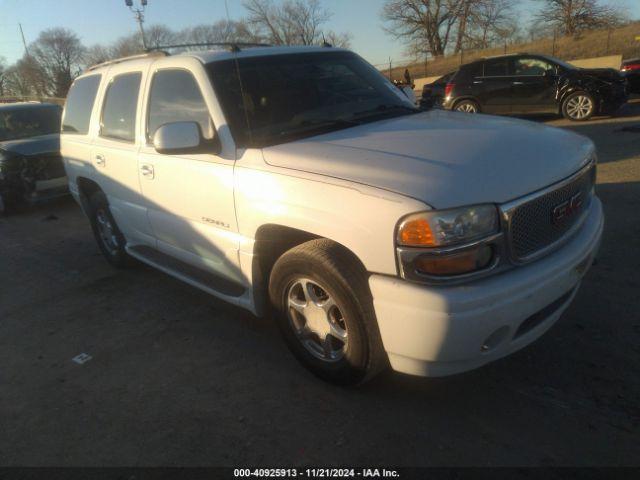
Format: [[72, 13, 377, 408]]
[[76, 177, 102, 212], [251, 225, 366, 315]]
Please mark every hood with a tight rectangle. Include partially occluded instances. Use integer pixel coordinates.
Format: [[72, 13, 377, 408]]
[[261, 110, 594, 209], [0, 134, 60, 157]]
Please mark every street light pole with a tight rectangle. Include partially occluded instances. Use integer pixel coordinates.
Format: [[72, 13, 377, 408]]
[[125, 0, 148, 50]]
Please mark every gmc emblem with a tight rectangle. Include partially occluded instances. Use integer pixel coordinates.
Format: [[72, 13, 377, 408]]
[[552, 192, 583, 225]]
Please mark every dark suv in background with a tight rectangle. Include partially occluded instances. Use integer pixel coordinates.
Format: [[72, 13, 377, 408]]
[[0, 102, 65, 213], [441, 53, 628, 121]]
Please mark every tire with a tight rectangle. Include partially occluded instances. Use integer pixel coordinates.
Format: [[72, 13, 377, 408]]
[[454, 99, 480, 113], [562, 92, 595, 121], [269, 239, 387, 385], [88, 190, 129, 268]]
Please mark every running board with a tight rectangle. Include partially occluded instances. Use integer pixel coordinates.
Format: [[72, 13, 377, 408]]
[[126, 245, 246, 298]]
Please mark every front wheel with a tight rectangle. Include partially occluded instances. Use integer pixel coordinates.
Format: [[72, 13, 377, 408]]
[[269, 239, 387, 385], [562, 92, 595, 121]]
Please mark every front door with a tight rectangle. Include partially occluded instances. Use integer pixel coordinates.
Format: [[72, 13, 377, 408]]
[[137, 66, 242, 285]]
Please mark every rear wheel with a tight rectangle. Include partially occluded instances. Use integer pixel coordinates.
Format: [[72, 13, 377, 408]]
[[562, 92, 595, 121], [269, 239, 387, 385], [454, 99, 480, 113], [88, 190, 129, 268]]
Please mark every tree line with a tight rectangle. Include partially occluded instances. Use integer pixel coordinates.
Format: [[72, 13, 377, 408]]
[[0, 0, 351, 99], [382, 0, 628, 59], [0, 0, 630, 99]]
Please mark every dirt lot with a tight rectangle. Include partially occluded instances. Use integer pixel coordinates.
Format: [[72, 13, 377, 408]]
[[1, 104, 639, 468]]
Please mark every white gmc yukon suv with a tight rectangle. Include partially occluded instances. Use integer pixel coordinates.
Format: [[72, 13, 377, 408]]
[[61, 46, 603, 384]]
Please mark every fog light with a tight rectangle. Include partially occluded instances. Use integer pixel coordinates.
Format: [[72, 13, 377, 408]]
[[415, 245, 493, 276]]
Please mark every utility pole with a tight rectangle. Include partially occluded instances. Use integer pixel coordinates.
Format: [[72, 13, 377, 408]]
[[125, 0, 148, 50], [18, 23, 29, 56]]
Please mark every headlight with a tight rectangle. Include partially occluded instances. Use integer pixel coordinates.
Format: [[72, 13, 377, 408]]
[[397, 204, 499, 247]]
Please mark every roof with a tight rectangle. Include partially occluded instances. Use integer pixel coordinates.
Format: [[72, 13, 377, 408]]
[[84, 45, 348, 74], [187, 45, 347, 63], [0, 102, 61, 111], [481, 52, 528, 60]]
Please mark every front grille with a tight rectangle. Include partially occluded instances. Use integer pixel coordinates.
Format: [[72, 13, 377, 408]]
[[506, 165, 595, 261]]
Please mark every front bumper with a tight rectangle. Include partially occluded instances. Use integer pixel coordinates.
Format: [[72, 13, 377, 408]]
[[370, 196, 604, 377]]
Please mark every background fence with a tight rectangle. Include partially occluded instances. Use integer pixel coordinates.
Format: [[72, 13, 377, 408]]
[[373, 21, 640, 83]]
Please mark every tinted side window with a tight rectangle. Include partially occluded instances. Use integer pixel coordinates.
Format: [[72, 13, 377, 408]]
[[147, 69, 213, 140], [459, 63, 483, 80], [513, 58, 554, 76], [100, 72, 141, 142], [62, 75, 101, 134], [483, 59, 508, 77]]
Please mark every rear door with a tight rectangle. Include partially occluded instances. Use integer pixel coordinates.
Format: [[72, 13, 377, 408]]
[[476, 58, 512, 114], [510, 57, 558, 113], [91, 65, 155, 246]]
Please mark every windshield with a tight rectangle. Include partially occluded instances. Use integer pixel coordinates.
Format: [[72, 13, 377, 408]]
[[207, 51, 417, 147], [0, 106, 61, 142]]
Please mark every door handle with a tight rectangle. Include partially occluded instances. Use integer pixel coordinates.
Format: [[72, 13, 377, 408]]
[[473, 80, 483, 84], [140, 164, 155, 179], [95, 154, 106, 167], [512, 81, 524, 85]]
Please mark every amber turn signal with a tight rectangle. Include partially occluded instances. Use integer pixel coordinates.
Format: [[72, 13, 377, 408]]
[[398, 218, 435, 247], [415, 245, 493, 276]]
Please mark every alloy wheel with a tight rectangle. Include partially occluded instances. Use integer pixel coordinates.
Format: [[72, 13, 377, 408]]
[[286, 277, 348, 362], [566, 95, 593, 120], [456, 102, 477, 113], [96, 209, 119, 255]]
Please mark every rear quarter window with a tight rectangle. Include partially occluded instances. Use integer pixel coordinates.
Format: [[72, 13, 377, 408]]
[[458, 63, 483, 80], [62, 75, 101, 135], [483, 59, 509, 77]]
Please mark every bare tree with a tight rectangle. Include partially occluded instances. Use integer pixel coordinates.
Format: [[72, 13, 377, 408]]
[[2, 57, 44, 97], [381, 0, 467, 57], [244, 0, 340, 45], [144, 24, 179, 48], [109, 33, 145, 59], [536, 0, 626, 36], [467, 0, 517, 48], [28, 28, 85, 97], [0, 57, 6, 96], [324, 30, 352, 48], [180, 20, 261, 45], [83, 45, 113, 67]]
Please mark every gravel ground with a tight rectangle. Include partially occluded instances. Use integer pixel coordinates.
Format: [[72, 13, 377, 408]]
[[1, 103, 639, 467]]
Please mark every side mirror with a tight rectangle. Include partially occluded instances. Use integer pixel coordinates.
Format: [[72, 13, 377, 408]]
[[401, 85, 417, 104], [153, 121, 215, 155]]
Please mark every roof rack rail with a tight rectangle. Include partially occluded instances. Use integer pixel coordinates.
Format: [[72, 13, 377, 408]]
[[86, 51, 169, 72], [146, 42, 272, 53]]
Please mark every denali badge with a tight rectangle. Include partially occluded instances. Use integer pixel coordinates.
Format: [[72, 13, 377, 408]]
[[552, 192, 583, 225]]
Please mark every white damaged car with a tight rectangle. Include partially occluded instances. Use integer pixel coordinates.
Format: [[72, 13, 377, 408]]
[[61, 46, 603, 384]]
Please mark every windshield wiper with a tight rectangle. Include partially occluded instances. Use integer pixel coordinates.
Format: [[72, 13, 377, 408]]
[[353, 104, 419, 118], [277, 118, 361, 138]]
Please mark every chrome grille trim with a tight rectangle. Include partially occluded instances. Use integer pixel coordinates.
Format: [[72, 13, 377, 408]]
[[500, 159, 596, 264]]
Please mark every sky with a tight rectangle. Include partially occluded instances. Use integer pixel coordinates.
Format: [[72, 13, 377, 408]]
[[0, 0, 638, 68]]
